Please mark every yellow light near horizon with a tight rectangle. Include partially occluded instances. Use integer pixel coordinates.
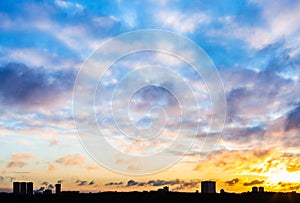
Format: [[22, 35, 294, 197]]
[[268, 169, 300, 184]]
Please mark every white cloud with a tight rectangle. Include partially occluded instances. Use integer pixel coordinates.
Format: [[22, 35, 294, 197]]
[[55, 0, 84, 12], [211, 1, 300, 50], [239, 0, 300, 49], [0, 47, 80, 69], [156, 10, 210, 34]]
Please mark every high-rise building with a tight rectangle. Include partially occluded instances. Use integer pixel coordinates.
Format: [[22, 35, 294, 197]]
[[259, 186, 264, 193], [13, 182, 20, 194], [26, 182, 33, 195], [252, 186, 258, 192], [201, 181, 216, 194], [20, 182, 27, 195], [55, 184, 61, 194]]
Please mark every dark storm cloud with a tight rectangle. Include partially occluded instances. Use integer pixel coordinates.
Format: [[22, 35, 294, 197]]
[[89, 180, 95, 185], [285, 105, 300, 131], [0, 62, 76, 107], [225, 178, 239, 186], [243, 179, 264, 186]]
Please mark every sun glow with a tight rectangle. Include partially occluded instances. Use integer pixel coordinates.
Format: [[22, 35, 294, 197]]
[[268, 169, 300, 184]]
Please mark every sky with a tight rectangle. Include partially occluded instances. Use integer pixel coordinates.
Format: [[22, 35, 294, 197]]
[[1, 0, 300, 193]]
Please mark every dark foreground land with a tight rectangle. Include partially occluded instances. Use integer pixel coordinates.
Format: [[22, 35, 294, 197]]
[[1, 191, 300, 203]]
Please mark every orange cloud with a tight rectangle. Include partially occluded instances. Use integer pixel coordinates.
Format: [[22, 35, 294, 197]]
[[7, 153, 35, 168], [56, 153, 85, 166], [48, 163, 57, 171], [87, 164, 100, 170]]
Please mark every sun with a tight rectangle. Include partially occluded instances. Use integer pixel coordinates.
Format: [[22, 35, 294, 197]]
[[268, 169, 300, 184]]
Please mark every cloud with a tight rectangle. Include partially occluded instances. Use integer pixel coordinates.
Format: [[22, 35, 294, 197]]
[[34, 187, 45, 193], [105, 181, 123, 186], [193, 148, 275, 173], [41, 181, 49, 186], [225, 178, 239, 186], [120, 179, 201, 191], [76, 180, 87, 186], [75, 179, 94, 186], [147, 179, 181, 186], [171, 180, 201, 191], [243, 179, 265, 186], [278, 182, 300, 191], [126, 180, 140, 187], [0, 63, 76, 108], [48, 184, 55, 189], [87, 164, 100, 170], [285, 105, 300, 131], [48, 164, 57, 171], [7, 153, 35, 168], [156, 10, 209, 33], [55, 153, 85, 166], [54, 0, 84, 13], [49, 137, 59, 146]]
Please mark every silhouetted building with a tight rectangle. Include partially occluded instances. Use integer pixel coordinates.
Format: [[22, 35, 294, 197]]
[[259, 186, 264, 193], [26, 182, 33, 195], [157, 186, 169, 193], [20, 182, 26, 195], [252, 186, 258, 192], [220, 189, 225, 194], [201, 181, 216, 194], [55, 184, 61, 194], [43, 189, 52, 195], [13, 182, 20, 194]]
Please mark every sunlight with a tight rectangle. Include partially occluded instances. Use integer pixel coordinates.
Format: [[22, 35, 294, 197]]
[[268, 169, 300, 184]]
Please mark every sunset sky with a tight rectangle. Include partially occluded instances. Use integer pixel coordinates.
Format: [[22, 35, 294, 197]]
[[1, 0, 300, 193]]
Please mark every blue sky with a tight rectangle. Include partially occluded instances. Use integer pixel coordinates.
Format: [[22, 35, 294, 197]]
[[1, 0, 300, 193]]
